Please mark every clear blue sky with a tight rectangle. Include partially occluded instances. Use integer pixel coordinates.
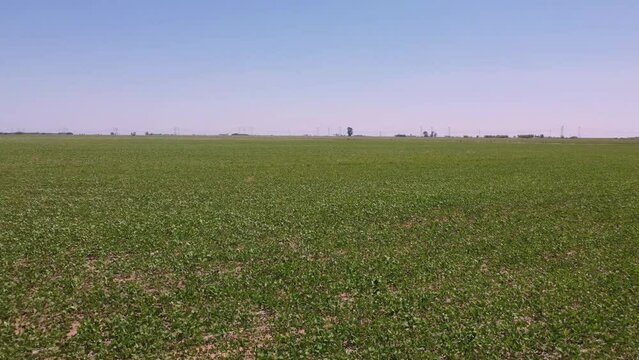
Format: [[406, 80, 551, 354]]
[[1, 0, 638, 136]]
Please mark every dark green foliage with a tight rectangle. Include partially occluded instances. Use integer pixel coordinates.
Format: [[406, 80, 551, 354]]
[[1, 136, 638, 358]]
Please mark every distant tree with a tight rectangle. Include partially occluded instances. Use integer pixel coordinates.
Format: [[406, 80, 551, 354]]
[[347, 127, 353, 137], [423, 131, 429, 137], [130, 132, 136, 136]]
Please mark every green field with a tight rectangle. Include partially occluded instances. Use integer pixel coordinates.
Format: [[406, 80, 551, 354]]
[[1, 136, 638, 358]]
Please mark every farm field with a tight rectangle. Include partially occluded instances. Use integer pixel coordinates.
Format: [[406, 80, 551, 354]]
[[1, 135, 638, 358]]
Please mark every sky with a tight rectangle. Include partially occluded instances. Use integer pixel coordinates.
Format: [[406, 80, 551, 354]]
[[1, 0, 638, 137]]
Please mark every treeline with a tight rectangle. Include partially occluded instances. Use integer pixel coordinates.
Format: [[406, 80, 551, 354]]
[[482, 134, 547, 138], [516, 134, 545, 138], [392, 133, 554, 139], [0, 132, 73, 135]]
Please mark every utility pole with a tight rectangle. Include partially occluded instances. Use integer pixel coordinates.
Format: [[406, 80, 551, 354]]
[[448, 126, 451, 137], [560, 125, 564, 138]]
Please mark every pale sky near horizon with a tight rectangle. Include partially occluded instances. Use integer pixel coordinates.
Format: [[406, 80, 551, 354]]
[[1, 1, 638, 137]]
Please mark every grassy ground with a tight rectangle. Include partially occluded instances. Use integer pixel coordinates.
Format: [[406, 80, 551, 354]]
[[1, 135, 638, 358]]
